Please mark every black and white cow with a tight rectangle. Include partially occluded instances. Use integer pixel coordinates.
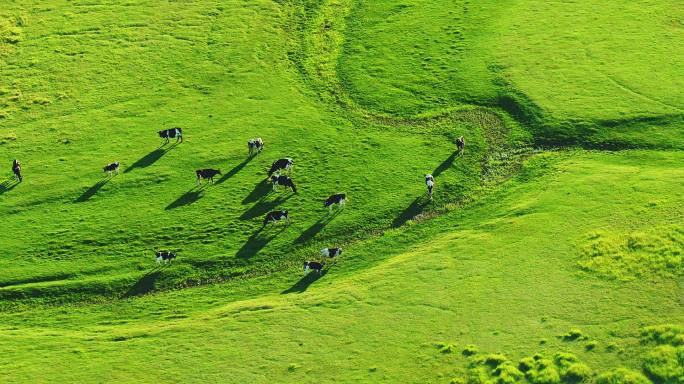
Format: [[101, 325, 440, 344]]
[[263, 210, 289, 226], [456, 136, 465, 154], [271, 175, 297, 193], [196, 168, 222, 184], [324, 193, 346, 212], [425, 174, 435, 199], [103, 162, 120, 176], [303, 261, 324, 275], [320, 247, 342, 260], [159, 127, 183, 144], [248, 138, 264, 156], [268, 158, 293, 177], [12, 159, 22, 182], [155, 251, 177, 264]]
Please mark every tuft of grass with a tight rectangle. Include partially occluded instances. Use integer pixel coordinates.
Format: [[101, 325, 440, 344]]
[[560, 329, 584, 342], [462, 344, 479, 357], [595, 368, 650, 384], [584, 341, 598, 351]]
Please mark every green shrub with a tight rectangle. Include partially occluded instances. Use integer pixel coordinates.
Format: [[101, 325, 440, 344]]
[[463, 344, 479, 356], [642, 345, 684, 383], [493, 362, 524, 384], [562, 363, 592, 383], [554, 352, 579, 367], [529, 365, 561, 384], [641, 324, 684, 346], [584, 341, 598, 351], [440, 343, 457, 354], [595, 368, 650, 384], [482, 353, 508, 368], [560, 329, 584, 341]]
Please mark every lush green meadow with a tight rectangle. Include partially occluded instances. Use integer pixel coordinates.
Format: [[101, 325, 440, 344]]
[[0, 0, 682, 382]]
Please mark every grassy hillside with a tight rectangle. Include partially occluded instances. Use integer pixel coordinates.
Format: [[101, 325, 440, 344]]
[[0, 0, 682, 382], [1, 150, 681, 382]]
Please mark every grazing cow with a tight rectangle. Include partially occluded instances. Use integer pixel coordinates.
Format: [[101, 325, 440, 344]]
[[271, 175, 297, 193], [12, 159, 21, 182], [268, 158, 293, 177], [425, 174, 435, 199], [196, 168, 221, 184], [303, 261, 324, 275], [103, 162, 120, 176], [248, 138, 264, 156], [320, 247, 342, 260], [155, 251, 177, 264], [324, 193, 346, 212], [456, 136, 465, 154], [263, 210, 289, 226], [158, 127, 183, 144]]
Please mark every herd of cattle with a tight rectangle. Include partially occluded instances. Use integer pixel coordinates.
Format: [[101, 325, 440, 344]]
[[6, 129, 465, 277]]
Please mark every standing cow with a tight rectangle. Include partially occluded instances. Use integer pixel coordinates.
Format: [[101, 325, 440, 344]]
[[248, 138, 264, 156], [425, 174, 435, 199], [271, 175, 297, 193], [324, 193, 346, 212], [268, 158, 293, 178], [456, 136, 465, 155], [320, 247, 342, 260], [196, 168, 222, 184], [103, 162, 120, 177], [155, 251, 177, 264], [159, 127, 183, 144], [12, 159, 21, 182], [303, 261, 325, 275]]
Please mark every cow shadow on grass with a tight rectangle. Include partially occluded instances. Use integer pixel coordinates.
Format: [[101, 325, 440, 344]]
[[242, 179, 271, 204], [74, 177, 111, 203], [124, 143, 178, 174], [235, 225, 287, 259], [240, 193, 293, 220], [392, 197, 430, 228], [123, 270, 162, 298], [433, 150, 459, 177], [216, 157, 253, 185], [0, 179, 18, 196], [165, 185, 206, 210], [281, 269, 328, 294], [294, 210, 341, 244]]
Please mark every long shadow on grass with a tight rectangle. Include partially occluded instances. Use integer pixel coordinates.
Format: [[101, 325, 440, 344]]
[[294, 210, 341, 244], [242, 179, 271, 204], [74, 177, 111, 203], [123, 270, 162, 298], [392, 197, 430, 228], [235, 226, 287, 259], [216, 157, 253, 185], [281, 270, 328, 294], [165, 185, 206, 210], [124, 143, 178, 173], [0, 179, 18, 196], [240, 193, 293, 220], [433, 151, 459, 177]]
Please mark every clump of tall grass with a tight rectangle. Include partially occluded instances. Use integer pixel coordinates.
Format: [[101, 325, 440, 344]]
[[578, 226, 683, 280], [642, 345, 684, 383], [641, 324, 684, 346], [595, 368, 650, 384]]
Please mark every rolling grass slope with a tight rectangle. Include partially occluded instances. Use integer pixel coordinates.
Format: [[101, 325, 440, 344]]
[[0, 0, 682, 382]]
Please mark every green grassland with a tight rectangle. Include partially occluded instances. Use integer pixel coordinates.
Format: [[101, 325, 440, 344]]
[[0, 0, 682, 382]]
